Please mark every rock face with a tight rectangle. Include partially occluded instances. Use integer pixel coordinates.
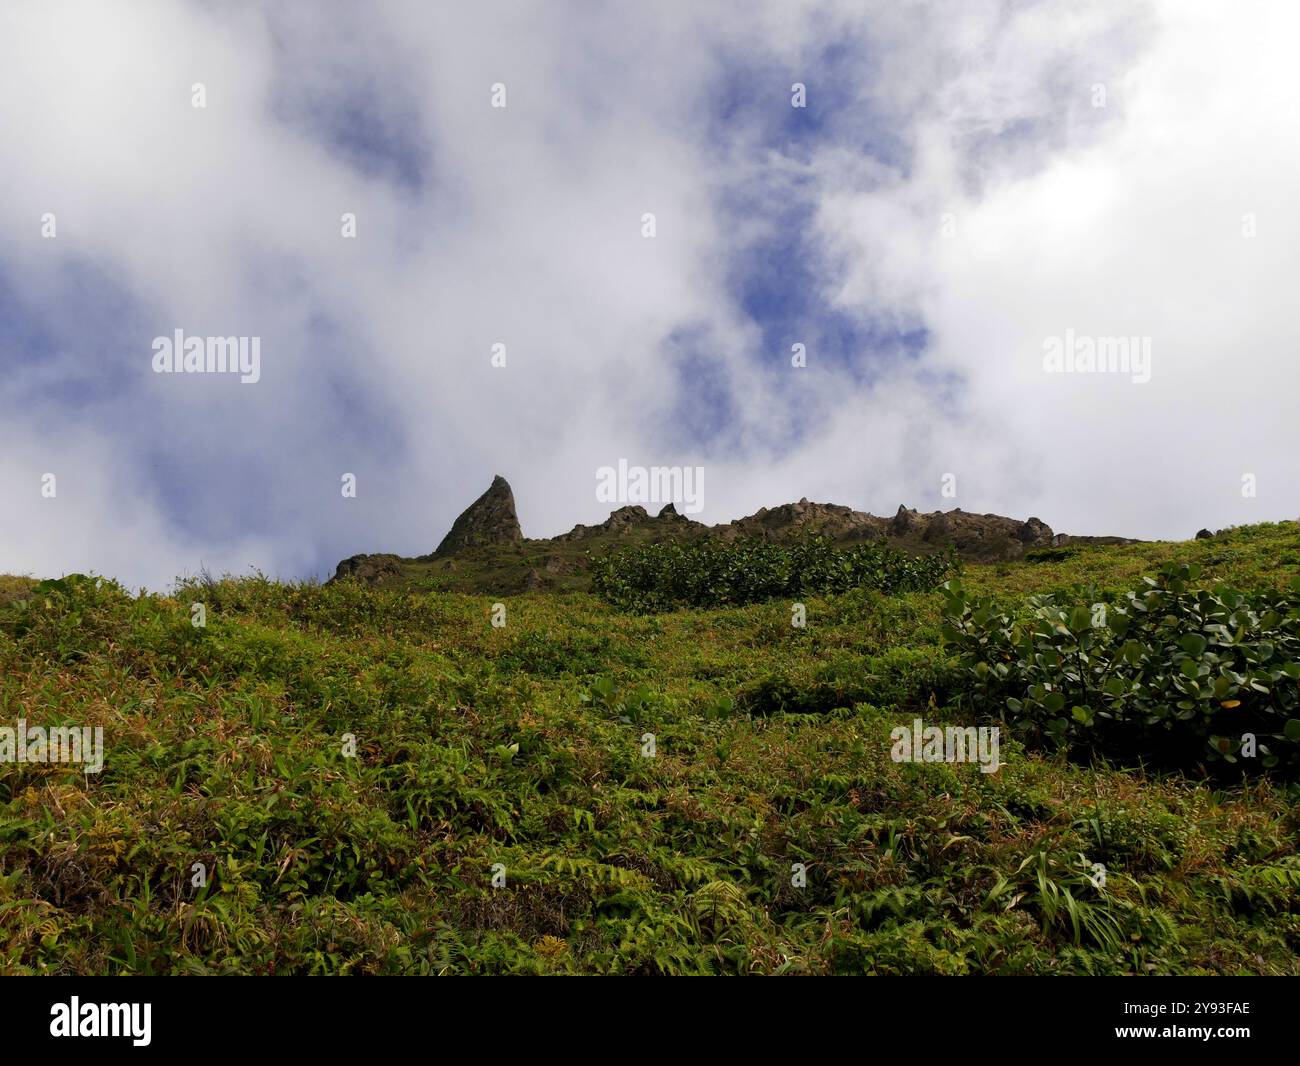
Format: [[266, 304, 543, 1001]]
[[556, 505, 655, 542], [877, 506, 1057, 557], [890, 505, 927, 537], [434, 475, 523, 556], [1015, 517, 1054, 545], [556, 502, 703, 542], [333, 553, 402, 584], [656, 502, 699, 525], [722, 500, 884, 543]]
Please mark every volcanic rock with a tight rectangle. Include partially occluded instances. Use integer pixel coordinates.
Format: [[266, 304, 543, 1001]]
[[332, 553, 402, 585], [434, 475, 524, 556]]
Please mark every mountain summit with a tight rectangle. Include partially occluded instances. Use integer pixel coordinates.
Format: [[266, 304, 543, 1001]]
[[434, 474, 524, 556]]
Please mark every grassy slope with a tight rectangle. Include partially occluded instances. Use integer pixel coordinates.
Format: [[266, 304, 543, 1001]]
[[1, 523, 1298, 975], [377, 523, 705, 595]]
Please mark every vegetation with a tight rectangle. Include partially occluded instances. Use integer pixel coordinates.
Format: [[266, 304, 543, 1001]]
[[944, 563, 1300, 772], [591, 535, 958, 611], [1, 522, 1298, 975]]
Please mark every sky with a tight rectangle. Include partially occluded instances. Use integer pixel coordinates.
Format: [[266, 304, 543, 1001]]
[[1, 0, 1297, 590]]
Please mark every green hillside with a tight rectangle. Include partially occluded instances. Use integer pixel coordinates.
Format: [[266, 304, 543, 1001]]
[[2, 522, 1298, 974]]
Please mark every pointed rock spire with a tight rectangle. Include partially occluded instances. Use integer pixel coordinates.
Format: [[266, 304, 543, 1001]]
[[435, 475, 523, 555], [889, 504, 924, 536]]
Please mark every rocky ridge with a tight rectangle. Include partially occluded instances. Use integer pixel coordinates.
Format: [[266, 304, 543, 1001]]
[[331, 475, 1141, 589]]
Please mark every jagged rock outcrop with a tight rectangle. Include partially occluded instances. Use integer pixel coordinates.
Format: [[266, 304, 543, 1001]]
[[557, 505, 655, 542], [890, 505, 927, 537], [722, 500, 884, 542], [333, 553, 402, 584], [1016, 517, 1054, 546], [819, 505, 1057, 557], [657, 503, 699, 524], [434, 475, 523, 556], [556, 502, 702, 542], [922, 511, 955, 543]]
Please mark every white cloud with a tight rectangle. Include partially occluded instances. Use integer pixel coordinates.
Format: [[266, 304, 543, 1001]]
[[0, 0, 1294, 587]]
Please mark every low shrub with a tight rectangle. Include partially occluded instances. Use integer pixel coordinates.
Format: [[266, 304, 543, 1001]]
[[942, 564, 1300, 771], [591, 535, 957, 612]]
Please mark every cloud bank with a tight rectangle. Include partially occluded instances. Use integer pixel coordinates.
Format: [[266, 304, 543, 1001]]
[[1, 0, 1295, 589]]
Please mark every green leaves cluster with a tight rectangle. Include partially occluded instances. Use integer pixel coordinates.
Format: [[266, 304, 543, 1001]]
[[5, 573, 131, 648], [942, 564, 1300, 770], [591, 535, 958, 612]]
